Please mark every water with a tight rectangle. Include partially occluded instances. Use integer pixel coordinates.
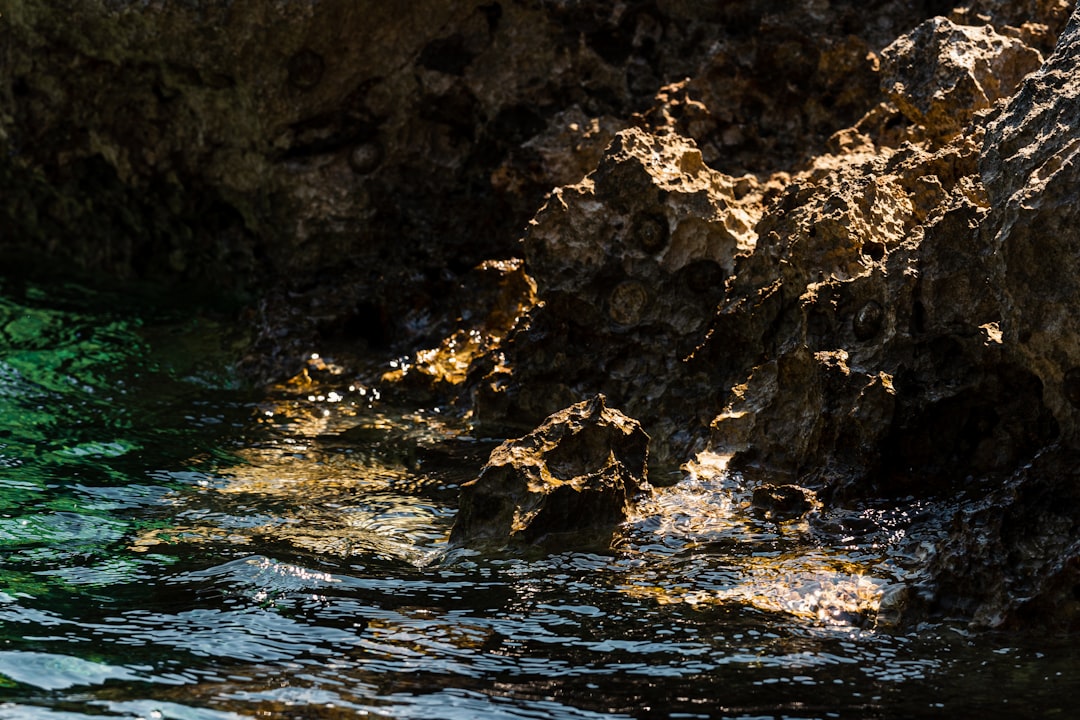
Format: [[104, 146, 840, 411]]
[[0, 278, 1075, 720]]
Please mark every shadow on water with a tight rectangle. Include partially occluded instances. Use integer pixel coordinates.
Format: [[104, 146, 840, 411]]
[[0, 278, 1076, 719]]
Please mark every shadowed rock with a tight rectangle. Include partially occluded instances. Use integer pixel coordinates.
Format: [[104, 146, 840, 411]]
[[983, 4, 1080, 441], [450, 394, 650, 550], [751, 483, 819, 522]]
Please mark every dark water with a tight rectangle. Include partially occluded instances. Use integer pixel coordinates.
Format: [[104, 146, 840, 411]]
[[0, 280, 1076, 720]]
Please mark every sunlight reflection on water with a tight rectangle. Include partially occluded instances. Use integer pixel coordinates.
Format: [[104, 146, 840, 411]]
[[0, 285, 1077, 719]]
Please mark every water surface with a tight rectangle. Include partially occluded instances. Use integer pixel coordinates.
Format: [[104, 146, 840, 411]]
[[0, 279, 1075, 719]]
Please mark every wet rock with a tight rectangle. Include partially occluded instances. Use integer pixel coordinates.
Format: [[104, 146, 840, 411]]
[[380, 259, 536, 398], [909, 445, 1080, 630], [450, 394, 651, 550], [3, 0, 1078, 630], [751, 483, 819, 522], [890, 5, 1080, 628], [881, 17, 1043, 140]]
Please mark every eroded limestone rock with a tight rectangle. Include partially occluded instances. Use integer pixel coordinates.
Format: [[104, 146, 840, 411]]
[[450, 394, 650, 549], [380, 259, 536, 398], [700, 125, 1056, 496], [895, 4, 1080, 630], [881, 17, 1043, 140], [8, 0, 1063, 385], [470, 127, 764, 465], [982, 6, 1080, 441], [4, 0, 1078, 630]]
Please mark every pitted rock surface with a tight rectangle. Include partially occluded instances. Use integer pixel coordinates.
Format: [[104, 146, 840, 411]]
[[881, 17, 1043, 140], [450, 394, 650, 550]]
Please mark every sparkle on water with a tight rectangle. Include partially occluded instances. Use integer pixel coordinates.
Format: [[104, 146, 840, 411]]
[[0, 278, 1076, 719]]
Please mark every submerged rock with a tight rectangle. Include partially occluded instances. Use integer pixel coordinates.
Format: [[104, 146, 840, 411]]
[[450, 395, 651, 550], [751, 484, 819, 522]]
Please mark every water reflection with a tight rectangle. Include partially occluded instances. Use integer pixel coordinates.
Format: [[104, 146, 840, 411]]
[[0, 282, 1077, 719]]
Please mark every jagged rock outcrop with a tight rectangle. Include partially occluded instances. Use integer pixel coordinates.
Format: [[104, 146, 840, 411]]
[[900, 3, 1080, 629], [751, 483, 820, 522], [880, 17, 1043, 140], [378, 258, 536, 401], [6, 0, 1064, 382], [982, 7, 1080, 440], [454, 7, 1070, 625], [705, 133, 1057, 495], [450, 394, 650, 550], [468, 127, 764, 466]]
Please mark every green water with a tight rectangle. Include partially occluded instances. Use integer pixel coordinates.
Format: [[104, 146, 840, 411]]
[[0, 279, 1075, 720]]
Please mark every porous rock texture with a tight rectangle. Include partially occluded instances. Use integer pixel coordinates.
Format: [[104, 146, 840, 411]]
[[450, 394, 650, 550], [4, 0, 1080, 628], [880, 16, 1043, 139], [460, 2, 1075, 626], [5, 0, 1066, 378], [468, 127, 763, 466], [908, 4, 1080, 629]]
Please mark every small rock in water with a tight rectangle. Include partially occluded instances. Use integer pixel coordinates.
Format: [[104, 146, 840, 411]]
[[450, 394, 651, 550], [751, 483, 818, 521]]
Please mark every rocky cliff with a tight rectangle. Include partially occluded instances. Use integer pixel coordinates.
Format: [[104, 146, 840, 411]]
[[2, 0, 1079, 628]]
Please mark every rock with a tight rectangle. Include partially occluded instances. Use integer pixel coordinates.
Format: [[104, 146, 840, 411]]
[[4, 0, 1079, 630], [982, 5, 1080, 441], [469, 127, 762, 464], [751, 483, 819, 522], [5, 1, 1064, 383], [638, 7, 900, 172], [702, 127, 1057, 494], [908, 445, 1080, 630], [881, 17, 1043, 140], [449, 394, 651, 550], [379, 259, 536, 398], [894, 4, 1080, 629]]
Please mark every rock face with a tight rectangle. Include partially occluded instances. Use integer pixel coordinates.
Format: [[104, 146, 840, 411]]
[[455, 5, 1073, 625], [469, 128, 763, 465], [881, 17, 1043, 140], [5, 0, 1068, 381], [982, 9, 1080, 441], [902, 3, 1080, 629], [450, 395, 650, 549], [706, 135, 1058, 495]]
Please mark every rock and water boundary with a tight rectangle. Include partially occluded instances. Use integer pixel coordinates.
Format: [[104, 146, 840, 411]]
[[3, 0, 1080, 629]]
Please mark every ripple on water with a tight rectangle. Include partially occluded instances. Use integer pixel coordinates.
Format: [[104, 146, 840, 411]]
[[0, 283, 1076, 719]]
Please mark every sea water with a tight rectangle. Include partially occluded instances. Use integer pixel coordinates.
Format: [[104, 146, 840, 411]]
[[0, 278, 1075, 720]]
